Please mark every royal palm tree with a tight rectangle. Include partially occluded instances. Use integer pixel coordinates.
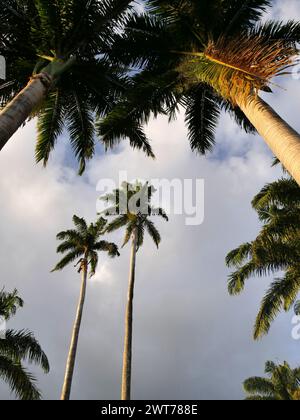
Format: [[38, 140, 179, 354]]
[[52, 215, 119, 400], [0, 0, 135, 174], [226, 177, 300, 339], [101, 182, 168, 400], [98, 0, 300, 185], [244, 361, 300, 400], [0, 288, 50, 400]]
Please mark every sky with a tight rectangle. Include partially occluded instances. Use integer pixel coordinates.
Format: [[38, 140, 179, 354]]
[[0, 0, 300, 401]]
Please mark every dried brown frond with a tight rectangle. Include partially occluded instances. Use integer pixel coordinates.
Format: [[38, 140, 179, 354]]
[[177, 35, 298, 104]]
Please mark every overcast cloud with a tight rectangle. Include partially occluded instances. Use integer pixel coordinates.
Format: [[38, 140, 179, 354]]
[[0, 0, 300, 400]]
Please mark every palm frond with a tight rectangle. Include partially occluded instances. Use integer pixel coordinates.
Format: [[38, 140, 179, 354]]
[[66, 91, 95, 175], [145, 219, 161, 248], [183, 84, 220, 154], [52, 250, 82, 272], [0, 356, 41, 400], [0, 330, 49, 373], [0, 289, 23, 320], [35, 90, 64, 166]]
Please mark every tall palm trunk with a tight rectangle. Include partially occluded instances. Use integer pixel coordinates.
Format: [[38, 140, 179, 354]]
[[0, 73, 52, 151], [121, 227, 138, 401], [60, 258, 88, 401], [237, 96, 300, 186]]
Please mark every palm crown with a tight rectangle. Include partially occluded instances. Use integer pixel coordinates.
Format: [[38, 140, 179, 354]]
[[98, 0, 300, 156], [101, 181, 168, 249], [244, 361, 300, 400], [0, 0, 132, 174], [52, 215, 120, 277], [0, 289, 49, 400], [226, 177, 300, 339]]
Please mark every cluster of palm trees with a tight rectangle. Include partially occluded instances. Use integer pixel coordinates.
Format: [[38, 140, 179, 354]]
[[1, 0, 300, 400]]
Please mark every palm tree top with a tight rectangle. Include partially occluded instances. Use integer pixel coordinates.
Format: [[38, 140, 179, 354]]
[[101, 181, 168, 249], [244, 360, 300, 400], [0, 0, 133, 174], [0, 289, 49, 400], [52, 215, 120, 277], [226, 177, 300, 339], [98, 0, 300, 156], [0, 288, 23, 320]]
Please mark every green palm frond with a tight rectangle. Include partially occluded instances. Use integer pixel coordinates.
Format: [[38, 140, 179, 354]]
[[66, 91, 95, 175], [35, 90, 64, 166], [0, 289, 23, 320], [0, 288, 49, 400], [0, 330, 49, 373], [244, 376, 275, 396], [52, 250, 82, 272], [227, 177, 300, 338], [97, 104, 155, 158], [254, 274, 300, 339], [244, 360, 300, 400], [145, 219, 161, 248], [184, 85, 220, 154], [89, 250, 99, 277], [0, 356, 41, 400]]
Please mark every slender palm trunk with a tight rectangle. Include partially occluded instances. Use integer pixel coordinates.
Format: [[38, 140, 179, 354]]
[[0, 73, 52, 151], [60, 258, 88, 401], [121, 227, 138, 401], [237, 95, 300, 186]]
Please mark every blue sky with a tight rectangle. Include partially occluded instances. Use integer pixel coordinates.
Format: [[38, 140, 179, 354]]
[[0, 0, 300, 400]]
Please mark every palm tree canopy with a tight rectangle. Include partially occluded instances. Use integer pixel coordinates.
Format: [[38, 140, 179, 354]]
[[244, 361, 300, 400], [226, 177, 300, 339], [0, 0, 133, 174], [101, 181, 168, 249], [0, 289, 49, 400], [98, 0, 300, 156], [0, 288, 23, 319], [52, 215, 120, 276]]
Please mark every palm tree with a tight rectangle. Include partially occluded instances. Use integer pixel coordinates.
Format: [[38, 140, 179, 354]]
[[98, 0, 300, 185], [101, 181, 168, 400], [244, 361, 300, 400], [0, 288, 50, 400], [226, 177, 300, 339], [52, 215, 119, 400], [0, 0, 133, 174]]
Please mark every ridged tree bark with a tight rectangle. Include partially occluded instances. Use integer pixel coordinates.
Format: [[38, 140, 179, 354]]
[[121, 227, 138, 401], [0, 73, 52, 151], [237, 96, 300, 186], [60, 257, 88, 401]]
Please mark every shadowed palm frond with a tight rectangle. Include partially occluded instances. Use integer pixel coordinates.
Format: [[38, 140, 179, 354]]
[[0, 289, 23, 320], [227, 177, 300, 338], [244, 360, 300, 400], [0, 356, 41, 400], [0, 330, 49, 373]]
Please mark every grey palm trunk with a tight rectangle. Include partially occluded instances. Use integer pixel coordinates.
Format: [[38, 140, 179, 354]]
[[0, 72, 53, 151], [237, 95, 300, 186], [121, 227, 138, 401], [60, 257, 88, 401]]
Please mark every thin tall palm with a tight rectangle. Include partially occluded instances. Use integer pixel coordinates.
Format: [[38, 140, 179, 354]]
[[101, 181, 168, 400], [244, 361, 300, 400], [99, 0, 300, 185], [0, 0, 134, 174], [226, 177, 300, 339], [0, 289, 50, 400], [52, 215, 119, 400]]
